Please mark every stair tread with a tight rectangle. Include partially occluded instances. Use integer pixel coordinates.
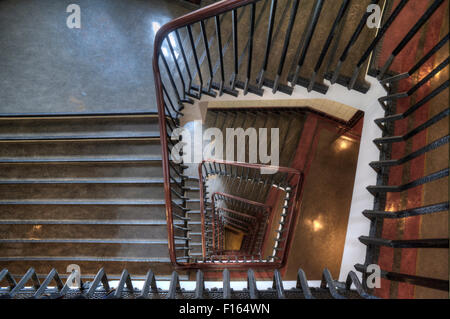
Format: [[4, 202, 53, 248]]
[[0, 219, 179, 225], [0, 178, 165, 184], [0, 256, 172, 262], [0, 199, 166, 205], [0, 132, 160, 141], [0, 238, 184, 244], [0, 156, 162, 163], [0, 111, 159, 118]]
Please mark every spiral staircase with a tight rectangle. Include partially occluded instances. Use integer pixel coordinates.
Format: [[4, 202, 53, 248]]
[[0, 0, 448, 299]]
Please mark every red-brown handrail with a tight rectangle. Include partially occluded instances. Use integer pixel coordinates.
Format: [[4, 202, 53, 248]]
[[211, 191, 271, 254], [153, 0, 259, 267], [198, 159, 303, 268]]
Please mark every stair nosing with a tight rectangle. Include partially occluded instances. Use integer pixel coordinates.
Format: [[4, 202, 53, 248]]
[[0, 156, 163, 164], [0, 200, 167, 205]]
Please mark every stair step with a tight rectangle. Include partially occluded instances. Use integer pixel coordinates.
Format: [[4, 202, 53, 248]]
[[190, 242, 202, 246], [1, 260, 184, 278], [0, 133, 160, 141], [0, 256, 171, 263], [184, 187, 200, 192], [0, 238, 181, 244], [0, 199, 167, 205], [0, 140, 162, 159], [0, 178, 165, 184], [0, 111, 159, 118], [0, 156, 162, 163], [0, 219, 181, 225], [0, 100, 170, 276], [189, 253, 203, 256], [0, 183, 165, 201], [0, 205, 167, 221], [0, 240, 174, 259], [0, 223, 174, 241]]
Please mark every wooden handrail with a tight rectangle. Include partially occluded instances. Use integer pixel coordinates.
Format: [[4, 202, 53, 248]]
[[199, 159, 303, 265], [216, 206, 258, 220], [153, 0, 260, 267], [153, 0, 304, 268], [212, 191, 270, 254], [213, 191, 272, 209]]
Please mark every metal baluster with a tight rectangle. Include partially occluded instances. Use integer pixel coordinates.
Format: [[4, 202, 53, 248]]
[[230, 9, 239, 90], [381, 33, 449, 85], [355, 264, 449, 291], [244, 3, 256, 95], [291, 0, 324, 89], [200, 20, 214, 92], [296, 269, 314, 299], [351, 0, 409, 86], [258, 0, 278, 89], [160, 52, 183, 109], [308, 0, 349, 92], [166, 35, 187, 100], [273, 0, 300, 94], [33, 268, 64, 299], [175, 29, 193, 95], [187, 25, 203, 98], [215, 15, 225, 95], [330, 0, 379, 85], [167, 271, 180, 299], [376, 0, 445, 80], [223, 269, 231, 299]]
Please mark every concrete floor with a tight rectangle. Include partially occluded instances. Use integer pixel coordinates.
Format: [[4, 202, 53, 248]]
[[0, 0, 194, 114], [283, 119, 360, 280]]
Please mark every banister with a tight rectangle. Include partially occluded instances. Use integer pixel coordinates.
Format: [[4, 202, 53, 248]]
[[198, 159, 303, 266], [153, 0, 261, 267], [153, 0, 446, 282]]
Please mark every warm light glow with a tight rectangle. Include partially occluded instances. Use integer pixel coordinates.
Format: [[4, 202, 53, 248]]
[[385, 203, 397, 212], [334, 136, 355, 152], [305, 218, 323, 232], [338, 140, 349, 150], [312, 220, 323, 232]]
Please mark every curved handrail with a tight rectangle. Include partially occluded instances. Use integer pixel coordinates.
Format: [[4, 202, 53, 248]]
[[153, 0, 447, 284], [198, 159, 303, 268], [211, 191, 271, 254], [153, 0, 259, 267]]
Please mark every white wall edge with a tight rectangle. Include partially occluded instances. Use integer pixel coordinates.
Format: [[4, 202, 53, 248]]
[[181, 75, 386, 283]]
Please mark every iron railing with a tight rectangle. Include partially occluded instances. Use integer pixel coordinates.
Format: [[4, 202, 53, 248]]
[[153, 0, 449, 296], [0, 267, 378, 299], [196, 160, 303, 268], [357, 3, 449, 292]]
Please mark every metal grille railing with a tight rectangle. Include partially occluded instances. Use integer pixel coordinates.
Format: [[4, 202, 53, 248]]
[[196, 160, 302, 268], [0, 267, 378, 299], [153, 0, 449, 296], [356, 5, 449, 292]]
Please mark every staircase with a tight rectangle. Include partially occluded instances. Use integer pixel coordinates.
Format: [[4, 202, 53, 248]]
[[0, 112, 188, 280], [153, 0, 449, 298], [0, 0, 448, 299]]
